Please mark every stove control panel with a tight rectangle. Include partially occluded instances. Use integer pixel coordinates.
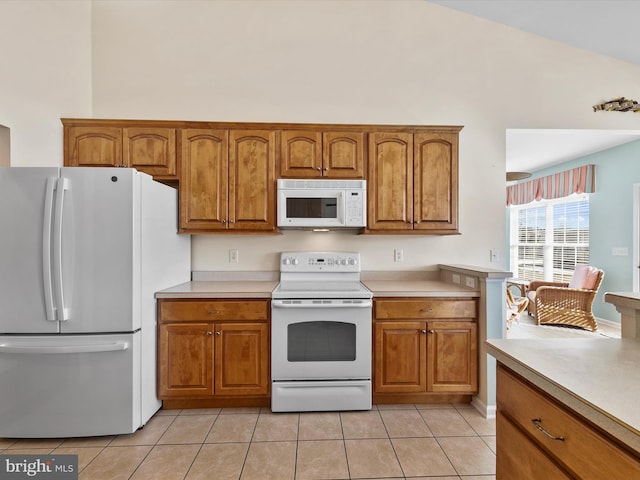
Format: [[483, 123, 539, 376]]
[[280, 251, 361, 272]]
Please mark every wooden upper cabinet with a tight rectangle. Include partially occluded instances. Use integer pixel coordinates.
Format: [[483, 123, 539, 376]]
[[367, 132, 413, 231], [280, 130, 322, 177], [180, 129, 276, 233], [323, 131, 364, 178], [414, 132, 458, 232], [63, 121, 178, 182], [280, 129, 364, 178], [66, 126, 123, 168], [180, 129, 229, 231], [367, 128, 460, 234], [123, 127, 176, 177], [229, 130, 277, 231]]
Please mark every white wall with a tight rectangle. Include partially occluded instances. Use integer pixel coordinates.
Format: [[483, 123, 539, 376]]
[[0, 1, 92, 167], [4, 0, 640, 273]]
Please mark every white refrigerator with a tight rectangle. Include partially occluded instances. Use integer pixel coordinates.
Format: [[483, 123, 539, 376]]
[[0, 167, 190, 438]]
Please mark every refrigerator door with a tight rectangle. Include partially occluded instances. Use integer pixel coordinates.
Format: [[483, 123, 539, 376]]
[[0, 167, 60, 334], [59, 168, 138, 333], [0, 333, 142, 437]]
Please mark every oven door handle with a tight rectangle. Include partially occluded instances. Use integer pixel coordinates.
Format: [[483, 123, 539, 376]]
[[272, 299, 372, 308]]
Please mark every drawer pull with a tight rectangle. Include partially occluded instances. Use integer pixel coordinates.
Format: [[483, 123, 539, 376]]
[[421, 329, 427, 334], [215, 331, 221, 335], [428, 329, 435, 334], [207, 310, 220, 315], [206, 331, 213, 336], [420, 308, 433, 313], [531, 418, 565, 441]]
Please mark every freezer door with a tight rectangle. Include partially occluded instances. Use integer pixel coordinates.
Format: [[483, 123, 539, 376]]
[[59, 168, 138, 333], [0, 333, 143, 437], [0, 167, 60, 334]]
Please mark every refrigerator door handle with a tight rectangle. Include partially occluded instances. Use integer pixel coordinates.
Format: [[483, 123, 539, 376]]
[[52, 177, 70, 321], [0, 342, 130, 355], [42, 177, 57, 321]]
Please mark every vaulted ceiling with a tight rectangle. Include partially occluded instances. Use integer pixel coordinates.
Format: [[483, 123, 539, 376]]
[[428, 1, 640, 174]]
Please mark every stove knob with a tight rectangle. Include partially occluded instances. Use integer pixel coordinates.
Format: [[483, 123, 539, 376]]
[[292, 258, 300, 265], [348, 257, 357, 266], [282, 257, 291, 265]]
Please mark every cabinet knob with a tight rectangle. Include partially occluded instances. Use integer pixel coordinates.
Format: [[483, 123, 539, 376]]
[[221, 219, 226, 224], [206, 331, 213, 335], [207, 310, 220, 315], [228, 220, 234, 224], [428, 329, 435, 334], [415, 220, 421, 224], [323, 167, 329, 171], [215, 331, 221, 335], [421, 329, 427, 334], [420, 308, 433, 313], [316, 167, 322, 171]]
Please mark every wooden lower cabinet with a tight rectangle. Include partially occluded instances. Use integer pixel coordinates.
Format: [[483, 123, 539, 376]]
[[157, 299, 270, 408], [373, 298, 478, 403], [496, 364, 640, 479]]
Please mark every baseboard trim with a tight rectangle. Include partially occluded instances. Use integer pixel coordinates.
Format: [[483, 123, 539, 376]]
[[471, 395, 496, 419]]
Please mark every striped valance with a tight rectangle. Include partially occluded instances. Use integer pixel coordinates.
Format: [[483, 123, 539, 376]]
[[506, 164, 596, 206]]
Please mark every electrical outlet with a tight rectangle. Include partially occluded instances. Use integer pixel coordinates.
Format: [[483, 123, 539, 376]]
[[452, 274, 461, 284], [394, 249, 403, 262], [465, 277, 476, 288], [229, 249, 239, 263], [612, 247, 629, 256]]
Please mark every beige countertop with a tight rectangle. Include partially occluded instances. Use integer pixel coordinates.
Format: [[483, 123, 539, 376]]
[[486, 338, 640, 454], [362, 280, 479, 297], [155, 281, 278, 298]]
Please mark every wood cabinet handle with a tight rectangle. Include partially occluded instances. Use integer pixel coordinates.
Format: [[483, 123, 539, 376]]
[[420, 308, 433, 313], [316, 167, 322, 171], [206, 331, 213, 335], [228, 220, 234, 224], [323, 167, 329, 171], [531, 419, 565, 441], [421, 329, 427, 334], [215, 331, 221, 335], [221, 219, 226, 224], [428, 329, 435, 334], [207, 310, 220, 315], [415, 220, 421, 224]]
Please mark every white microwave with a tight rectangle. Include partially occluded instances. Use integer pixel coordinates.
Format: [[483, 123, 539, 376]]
[[277, 179, 367, 229]]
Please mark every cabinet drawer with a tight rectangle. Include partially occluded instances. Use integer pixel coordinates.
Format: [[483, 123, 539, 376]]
[[159, 300, 269, 322], [497, 365, 640, 479], [374, 299, 476, 319]]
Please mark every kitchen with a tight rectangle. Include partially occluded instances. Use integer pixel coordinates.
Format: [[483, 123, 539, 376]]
[[2, 1, 640, 479]]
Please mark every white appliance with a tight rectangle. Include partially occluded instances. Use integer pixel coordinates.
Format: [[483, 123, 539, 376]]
[[271, 251, 372, 412], [0, 167, 190, 438], [277, 179, 366, 229]]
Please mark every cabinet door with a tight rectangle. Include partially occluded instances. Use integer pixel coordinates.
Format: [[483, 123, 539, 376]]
[[426, 321, 477, 393], [367, 132, 413, 230], [179, 129, 229, 231], [280, 130, 322, 177], [497, 412, 572, 480], [413, 132, 458, 232], [229, 130, 277, 231], [158, 322, 214, 398], [123, 127, 177, 178], [323, 131, 365, 178], [66, 126, 123, 167], [214, 322, 269, 396], [374, 321, 426, 393]]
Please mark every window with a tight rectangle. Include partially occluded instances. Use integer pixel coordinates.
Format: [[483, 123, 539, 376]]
[[509, 194, 589, 282]]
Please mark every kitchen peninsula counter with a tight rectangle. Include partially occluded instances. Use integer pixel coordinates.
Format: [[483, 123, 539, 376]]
[[486, 337, 640, 454]]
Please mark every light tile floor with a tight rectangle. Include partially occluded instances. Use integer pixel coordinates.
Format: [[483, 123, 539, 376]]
[[0, 404, 496, 480]]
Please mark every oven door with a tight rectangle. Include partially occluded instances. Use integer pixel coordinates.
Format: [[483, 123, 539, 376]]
[[271, 299, 372, 380]]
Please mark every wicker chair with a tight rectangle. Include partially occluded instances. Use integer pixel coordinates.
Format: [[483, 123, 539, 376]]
[[527, 265, 604, 332]]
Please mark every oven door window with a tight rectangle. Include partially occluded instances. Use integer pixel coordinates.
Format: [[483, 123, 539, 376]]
[[287, 321, 356, 361], [286, 197, 338, 219]]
